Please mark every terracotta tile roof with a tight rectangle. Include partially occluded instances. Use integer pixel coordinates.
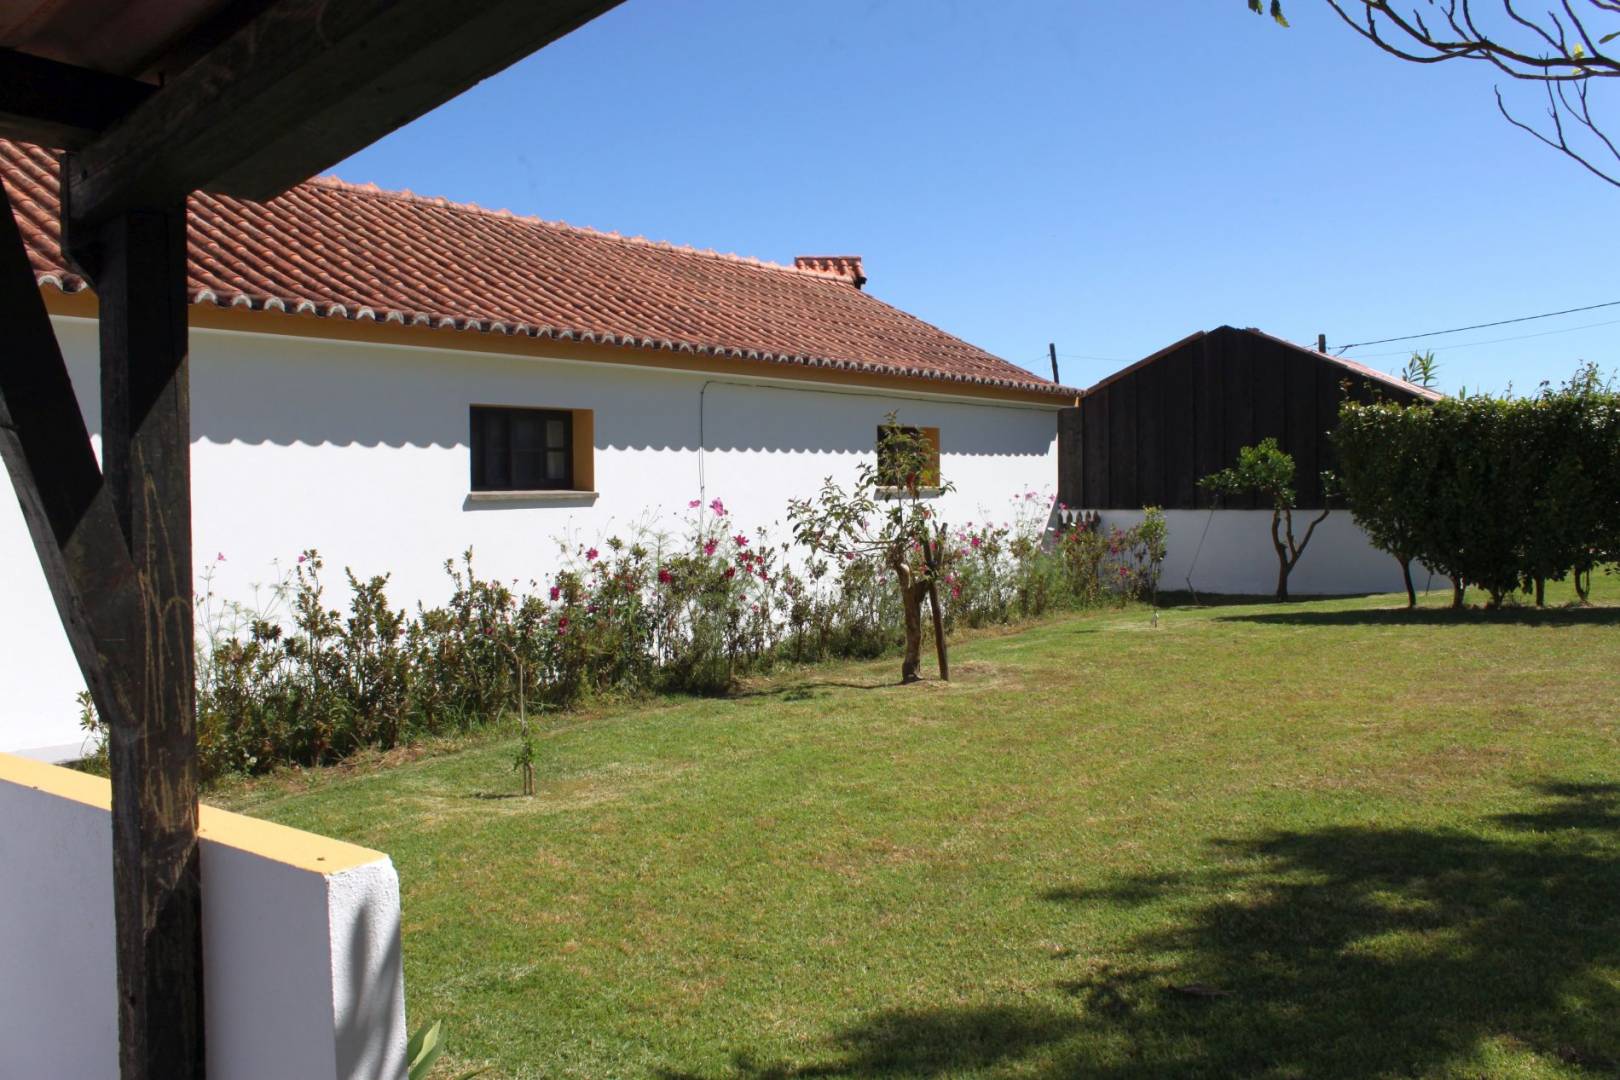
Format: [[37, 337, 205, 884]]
[[1, 140, 1069, 398]]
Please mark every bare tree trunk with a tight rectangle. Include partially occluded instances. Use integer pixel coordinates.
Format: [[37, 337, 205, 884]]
[[1399, 557, 1416, 609], [1270, 509, 1290, 602], [894, 561, 927, 684], [1450, 576, 1466, 609], [1534, 576, 1546, 607]]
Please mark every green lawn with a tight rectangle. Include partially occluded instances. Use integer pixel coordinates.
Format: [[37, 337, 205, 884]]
[[216, 580, 1620, 1079]]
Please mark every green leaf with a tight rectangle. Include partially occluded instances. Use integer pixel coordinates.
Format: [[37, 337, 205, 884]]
[[1600, 30, 1618, 44], [1271, 0, 1290, 27], [407, 1020, 445, 1080]]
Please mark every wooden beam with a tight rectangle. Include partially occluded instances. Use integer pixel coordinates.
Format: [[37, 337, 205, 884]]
[[93, 204, 204, 1080], [0, 48, 154, 149], [63, 0, 622, 231], [0, 177, 140, 716]]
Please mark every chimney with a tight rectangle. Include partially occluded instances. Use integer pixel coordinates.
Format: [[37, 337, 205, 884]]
[[794, 255, 866, 290]]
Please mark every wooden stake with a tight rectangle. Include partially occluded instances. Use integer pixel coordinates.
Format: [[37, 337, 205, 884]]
[[927, 579, 949, 682]]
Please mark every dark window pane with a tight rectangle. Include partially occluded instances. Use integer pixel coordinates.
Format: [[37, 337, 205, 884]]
[[483, 410, 511, 489], [510, 411, 545, 489], [470, 406, 573, 491]]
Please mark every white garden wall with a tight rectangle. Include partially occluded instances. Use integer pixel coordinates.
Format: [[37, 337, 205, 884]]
[[0, 752, 406, 1080], [1088, 508, 1431, 598], [1, 315, 1061, 756]]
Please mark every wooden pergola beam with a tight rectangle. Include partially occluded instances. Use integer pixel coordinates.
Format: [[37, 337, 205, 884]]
[[63, 0, 621, 231], [0, 177, 202, 1080], [0, 178, 139, 716], [0, 48, 155, 150], [95, 202, 204, 1079], [3, 4, 624, 1076]]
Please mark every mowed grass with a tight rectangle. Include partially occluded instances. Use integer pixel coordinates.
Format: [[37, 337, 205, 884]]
[[216, 579, 1620, 1079]]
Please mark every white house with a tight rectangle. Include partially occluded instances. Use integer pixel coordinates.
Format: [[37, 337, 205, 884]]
[[0, 139, 1071, 760]]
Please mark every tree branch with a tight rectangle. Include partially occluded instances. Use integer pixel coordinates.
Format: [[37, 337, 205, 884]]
[[1302, 0, 1620, 186]]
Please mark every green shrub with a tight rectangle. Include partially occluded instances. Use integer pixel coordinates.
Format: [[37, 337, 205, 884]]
[[1334, 364, 1620, 608], [74, 488, 1169, 781]]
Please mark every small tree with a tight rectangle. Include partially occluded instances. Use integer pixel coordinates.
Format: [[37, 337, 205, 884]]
[[788, 415, 951, 683], [1199, 438, 1331, 601]]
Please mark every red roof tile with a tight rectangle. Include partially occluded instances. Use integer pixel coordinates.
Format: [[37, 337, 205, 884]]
[[1, 140, 1068, 397]]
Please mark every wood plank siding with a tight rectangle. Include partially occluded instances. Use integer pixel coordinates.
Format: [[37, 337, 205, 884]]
[[1058, 326, 1434, 510]]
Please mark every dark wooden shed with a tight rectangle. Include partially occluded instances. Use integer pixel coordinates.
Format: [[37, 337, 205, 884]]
[[1056, 326, 1440, 512]]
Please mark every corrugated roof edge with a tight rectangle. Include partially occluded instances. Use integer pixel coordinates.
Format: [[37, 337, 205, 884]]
[[37, 275, 1081, 399], [1082, 326, 1443, 403]]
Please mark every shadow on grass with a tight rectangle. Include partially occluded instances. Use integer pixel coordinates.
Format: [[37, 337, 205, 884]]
[[1036, 780, 1620, 1077], [653, 1005, 1082, 1079], [730, 680, 897, 701], [1216, 605, 1620, 627], [654, 784, 1620, 1079]]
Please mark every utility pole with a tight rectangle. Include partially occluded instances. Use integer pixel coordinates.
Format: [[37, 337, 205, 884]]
[[1048, 342, 1060, 384], [1317, 333, 1328, 354]]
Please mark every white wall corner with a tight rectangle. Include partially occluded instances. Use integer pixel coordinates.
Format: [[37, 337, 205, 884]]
[[327, 859, 409, 1080]]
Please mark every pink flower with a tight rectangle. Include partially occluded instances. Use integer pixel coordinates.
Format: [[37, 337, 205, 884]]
[[970, 536, 982, 549], [658, 568, 672, 584], [733, 534, 749, 548], [703, 539, 718, 557], [216, 553, 226, 562], [585, 547, 599, 562], [709, 498, 727, 517], [297, 554, 308, 564], [724, 567, 736, 579], [688, 499, 702, 509], [549, 585, 561, 601], [557, 616, 569, 632]]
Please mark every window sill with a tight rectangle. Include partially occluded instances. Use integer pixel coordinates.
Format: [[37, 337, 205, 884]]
[[464, 490, 600, 508], [876, 486, 943, 499]]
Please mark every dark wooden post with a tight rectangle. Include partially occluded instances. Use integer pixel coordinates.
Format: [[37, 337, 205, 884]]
[[90, 204, 205, 1080]]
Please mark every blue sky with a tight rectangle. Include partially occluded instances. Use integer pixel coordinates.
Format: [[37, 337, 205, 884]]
[[335, 1, 1616, 397]]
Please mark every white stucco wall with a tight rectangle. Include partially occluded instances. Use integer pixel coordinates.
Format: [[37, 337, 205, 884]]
[[0, 752, 407, 1080], [1088, 508, 1428, 598], [1, 315, 1061, 755]]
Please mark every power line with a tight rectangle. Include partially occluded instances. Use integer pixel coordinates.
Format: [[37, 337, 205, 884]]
[[1350, 316, 1620, 359], [1337, 299, 1620, 352]]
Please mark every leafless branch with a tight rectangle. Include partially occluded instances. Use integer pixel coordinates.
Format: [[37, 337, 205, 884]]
[[1314, 0, 1620, 186]]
